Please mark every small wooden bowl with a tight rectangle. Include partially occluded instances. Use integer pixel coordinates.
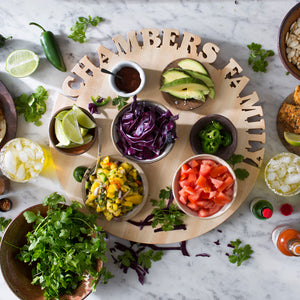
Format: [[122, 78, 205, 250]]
[[189, 114, 237, 160], [278, 2, 300, 80], [0, 204, 102, 300], [49, 106, 97, 156]]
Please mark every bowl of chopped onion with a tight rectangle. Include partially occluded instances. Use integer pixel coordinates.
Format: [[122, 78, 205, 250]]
[[111, 98, 178, 163]]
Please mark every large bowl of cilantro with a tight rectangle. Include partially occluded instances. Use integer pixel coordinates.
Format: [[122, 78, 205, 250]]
[[0, 193, 112, 300]]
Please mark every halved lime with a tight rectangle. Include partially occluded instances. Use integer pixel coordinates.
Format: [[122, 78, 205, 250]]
[[5, 49, 39, 78], [62, 110, 84, 144], [55, 119, 71, 146], [284, 131, 300, 147], [72, 104, 96, 129], [80, 127, 89, 137]]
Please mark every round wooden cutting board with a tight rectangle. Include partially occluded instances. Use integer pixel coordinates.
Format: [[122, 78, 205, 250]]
[[50, 28, 265, 244]]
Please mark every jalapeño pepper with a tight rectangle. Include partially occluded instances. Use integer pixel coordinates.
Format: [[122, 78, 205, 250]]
[[29, 22, 66, 72], [0, 34, 12, 47]]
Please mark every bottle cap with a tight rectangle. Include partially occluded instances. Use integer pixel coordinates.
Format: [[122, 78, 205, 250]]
[[262, 208, 273, 218], [290, 241, 300, 256], [280, 203, 293, 216]]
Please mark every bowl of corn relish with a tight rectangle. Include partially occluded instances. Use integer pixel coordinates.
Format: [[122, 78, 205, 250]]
[[82, 155, 149, 221]]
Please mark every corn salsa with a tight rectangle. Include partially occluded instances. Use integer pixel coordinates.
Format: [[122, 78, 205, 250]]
[[85, 156, 144, 220]]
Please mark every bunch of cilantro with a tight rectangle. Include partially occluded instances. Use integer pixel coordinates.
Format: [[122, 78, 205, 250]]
[[17, 192, 112, 300], [14, 86, 48, 126]]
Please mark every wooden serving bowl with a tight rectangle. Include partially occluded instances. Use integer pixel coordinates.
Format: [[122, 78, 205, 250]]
[[0, 204, 102, 300], [49, 106, 97, 156], [189, 114, 237, 160], [278, 2, 300, 80]]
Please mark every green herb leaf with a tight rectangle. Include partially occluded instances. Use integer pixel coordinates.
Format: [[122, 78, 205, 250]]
[[150, 187, 186, 232], [234, 168, 250, 181], [228, 239, 253, 266], [112, 96, 130, 110], [247, 42, 274, 73], [68, 15, 103, 43], [226, 154, 249, 181], [14, 86, 48, 126], [0, 216, 11, 232]]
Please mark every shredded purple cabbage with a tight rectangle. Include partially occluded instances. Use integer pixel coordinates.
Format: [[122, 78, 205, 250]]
[[214, 240, 220, 245], [115, 97, 178, 160], [196, 253, 211, 257], [88, 102, 98, 114]]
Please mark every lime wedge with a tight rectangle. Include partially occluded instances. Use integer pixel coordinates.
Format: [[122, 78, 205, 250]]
[[284, 132, 300, 146], [72, 104, 96, 129], [5, 49, 39, 78], [56, 134, 93, 148], [55, 110, 68, 121], [80, 127, 89, 137], [62, 110, 84, 144], [55, 119, 71, 146]]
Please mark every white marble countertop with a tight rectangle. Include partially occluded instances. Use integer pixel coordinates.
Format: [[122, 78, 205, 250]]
[[1, 1, 300, 299]]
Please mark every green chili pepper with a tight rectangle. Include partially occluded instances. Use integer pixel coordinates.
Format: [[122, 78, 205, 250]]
[[201, 128, 221, 141], [29, 22, 66, 72], [211, 120, 223, 130], [202, 139, 219, 154], [73, 166, 88, 182], [0, 34, 12, 48], [220, 130, 232, 147], [91, 96, 110, 106]]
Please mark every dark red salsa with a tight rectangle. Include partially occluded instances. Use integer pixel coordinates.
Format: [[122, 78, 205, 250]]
[[115, 66, 141, 93]]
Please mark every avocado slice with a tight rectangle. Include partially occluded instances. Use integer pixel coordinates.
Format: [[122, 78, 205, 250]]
[[162, 68, 191, 84], [160, 77, 210, 101], [167, 89, 206, 101], [208, 87, 215, 99], [184, 70, 214, 87], [161, 77, 209, 92], [178, 59, 208, 75]]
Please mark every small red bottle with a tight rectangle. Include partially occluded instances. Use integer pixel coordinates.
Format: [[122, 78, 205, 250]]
[[272, 225, 300, 256]]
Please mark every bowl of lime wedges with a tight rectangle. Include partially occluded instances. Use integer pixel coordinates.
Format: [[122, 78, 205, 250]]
[[49, 104, 98, 155]]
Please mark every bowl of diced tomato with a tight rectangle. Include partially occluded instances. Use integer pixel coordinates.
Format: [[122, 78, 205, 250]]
[[172, 154, 237, 219]]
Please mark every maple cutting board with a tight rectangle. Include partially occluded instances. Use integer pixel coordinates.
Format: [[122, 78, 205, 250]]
[[50, 28, 265, 244]]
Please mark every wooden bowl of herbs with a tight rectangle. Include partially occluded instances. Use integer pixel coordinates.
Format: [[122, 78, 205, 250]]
[[0, 193, 111, 300]]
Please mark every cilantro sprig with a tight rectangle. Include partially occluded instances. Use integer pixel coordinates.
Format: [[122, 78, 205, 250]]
[[16, 192, 113, 300], [227, 154, 249, 181], [150, 187, 186, 231], [247, 42, 274, 73], [228, 239, 253, 266], [68, 16, 103, 43], [14, 86, 48, 126], [112, 95, 130, 110]]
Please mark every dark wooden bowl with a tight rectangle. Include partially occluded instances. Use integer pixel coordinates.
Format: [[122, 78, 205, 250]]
[[0, 204, 102, 300], [189, 114, 237, 160], [278, 2, 300, 80], [49, 106, 97, 156]]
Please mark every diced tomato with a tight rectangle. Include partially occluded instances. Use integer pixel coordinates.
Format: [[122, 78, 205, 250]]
[[187, 202, 199, 211], [208, 191, 217, 199], [188, 190, 201, 203], [179, 180, 191, 188], [200, 191, 211, 199], [183, 185, 197, 195], [179, 173, 188, 181], [217, 176, 234, 192], [198, 204, 222, 217], [187, 172, 197, 184], [196, 174, 208, 187], [199, 163, 212, 176], [213, 191, 232, 205], [210, 165, 228, 178], [225, 187, 234, 197], [181, 163, 190, 174], [179, 195, 187, 205], [196, 199, 215, 209], [188, 159, 199, 168], [210, 177, 224, 189], [202, 159, 217, 167]]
